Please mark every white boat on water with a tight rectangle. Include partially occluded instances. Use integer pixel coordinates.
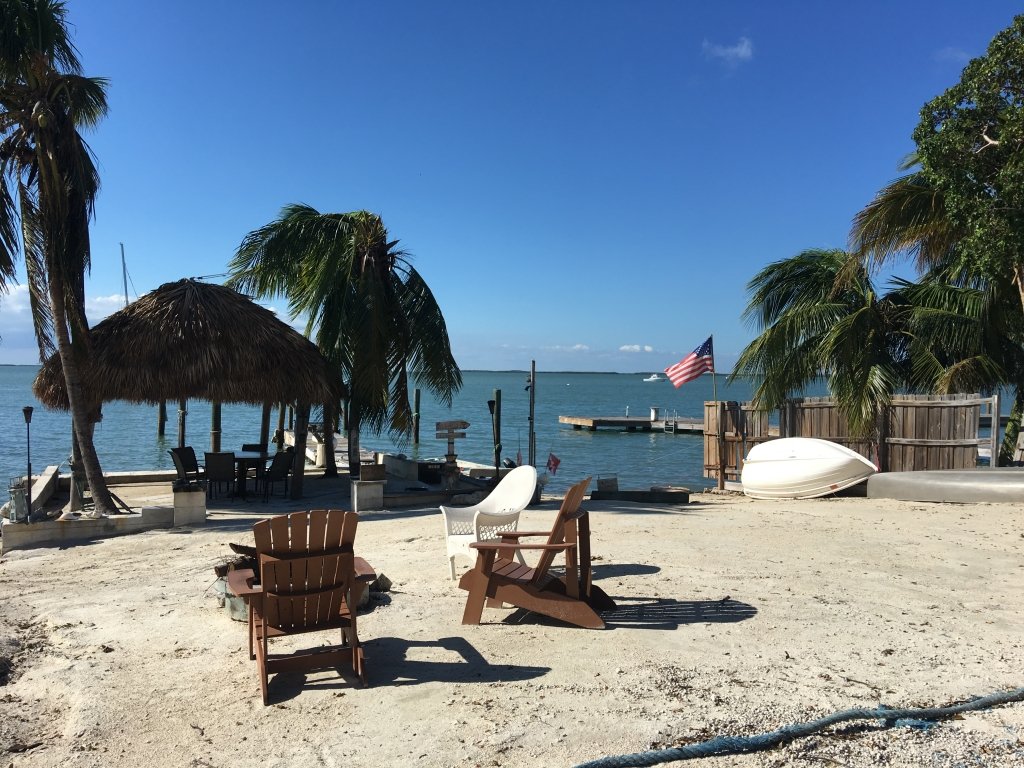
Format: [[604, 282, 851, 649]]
[[741, 437, 876, 499], [643, 373, 665, 382]]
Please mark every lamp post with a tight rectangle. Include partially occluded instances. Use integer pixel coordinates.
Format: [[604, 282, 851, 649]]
[[22, 406, 33, 523]]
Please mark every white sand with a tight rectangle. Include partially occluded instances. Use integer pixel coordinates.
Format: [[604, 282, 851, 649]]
[[0, 490, 1021, 767]]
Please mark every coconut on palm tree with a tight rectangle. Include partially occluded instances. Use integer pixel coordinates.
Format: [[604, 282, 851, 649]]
[[0, 0, 114, 515], [228, 205, 462, 477]]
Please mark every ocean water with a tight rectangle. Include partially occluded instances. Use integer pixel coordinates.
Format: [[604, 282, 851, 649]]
[[0, 365, 772, 501]]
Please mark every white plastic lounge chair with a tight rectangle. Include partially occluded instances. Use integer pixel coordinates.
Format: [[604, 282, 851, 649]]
[[439, 464, 537, 579]]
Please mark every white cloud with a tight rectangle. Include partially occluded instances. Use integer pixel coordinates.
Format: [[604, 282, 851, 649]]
[[934, 46, 970, 64], [702, 36, 754, 67], [619, 344, 654, 353], [85, 293, 129, 322], [542, 343, 590, 353]]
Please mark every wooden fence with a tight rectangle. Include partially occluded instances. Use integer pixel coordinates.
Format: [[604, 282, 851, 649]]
[[704, 393, 1000, 484]]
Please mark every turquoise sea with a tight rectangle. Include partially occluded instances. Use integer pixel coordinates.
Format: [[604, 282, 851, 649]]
[[0, 365, 789, 502]]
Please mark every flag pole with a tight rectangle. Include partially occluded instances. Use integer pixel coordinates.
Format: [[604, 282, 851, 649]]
[[712, 334, 725, 490], [710, 334, 718, 404]]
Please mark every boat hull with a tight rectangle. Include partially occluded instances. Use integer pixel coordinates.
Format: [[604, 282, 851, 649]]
[[741, 438, 876, 499], [867, 468, 1024, 503]]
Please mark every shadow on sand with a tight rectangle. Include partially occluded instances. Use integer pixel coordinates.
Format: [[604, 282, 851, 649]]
[[264, 635, 549, 701], [497, 595, 757, 631]]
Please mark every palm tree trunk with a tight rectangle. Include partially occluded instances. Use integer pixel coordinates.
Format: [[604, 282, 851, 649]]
[[1015, 264, 1024, 319], [290, 402, 310, 500], [322, 400, 338, 477], [48, 281, 115, 516], [998, 387, 1023, 466], [347, 405, 361, 479]]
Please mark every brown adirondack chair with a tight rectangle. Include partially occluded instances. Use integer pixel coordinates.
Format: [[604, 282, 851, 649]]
[[228, 509, 369, 704], [458, 476, 616, 629]]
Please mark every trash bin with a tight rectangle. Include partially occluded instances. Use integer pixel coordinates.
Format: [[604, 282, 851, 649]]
[[418, 461, 443, 484]]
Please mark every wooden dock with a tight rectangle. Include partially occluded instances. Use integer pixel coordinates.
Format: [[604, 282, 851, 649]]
[[558, 415, 704, 434], [561, 412, 1008, 436]]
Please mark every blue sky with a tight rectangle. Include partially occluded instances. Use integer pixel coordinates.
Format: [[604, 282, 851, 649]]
[[0, 1, 1015, 371]]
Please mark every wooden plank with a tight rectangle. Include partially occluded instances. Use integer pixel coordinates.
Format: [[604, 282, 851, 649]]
[[436, 420, 470, 430]]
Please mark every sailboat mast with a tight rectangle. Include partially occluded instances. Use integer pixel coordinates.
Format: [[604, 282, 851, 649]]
[[120, 242, 128, 307]]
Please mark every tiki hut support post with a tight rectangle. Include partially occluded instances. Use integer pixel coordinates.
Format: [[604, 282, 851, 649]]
[[158, 400, 166, 436], [178, 398, 187, 449], [290, 402, 311, 500], [275, 402, 286, 450], [259, 403, 272, 449], [211, 402, 222, 452]]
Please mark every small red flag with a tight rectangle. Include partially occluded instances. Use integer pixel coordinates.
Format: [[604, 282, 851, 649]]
[[546, 453, 561, 475]]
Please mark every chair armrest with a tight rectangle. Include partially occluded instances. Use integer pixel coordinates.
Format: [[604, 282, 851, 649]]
[[226, 568, 261, 598], [439, 504, 480, 533], [470, 541, 575, 552], [496, 530, 553, 539]]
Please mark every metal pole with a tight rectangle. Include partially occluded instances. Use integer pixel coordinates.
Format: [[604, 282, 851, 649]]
[[23, 406, 33, 522], [527, 361, 536, 468]]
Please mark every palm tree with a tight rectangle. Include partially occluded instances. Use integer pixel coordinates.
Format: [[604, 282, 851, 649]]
[[851, 159, 1024, 463], [0, 0, 115, 515], [228, 205, 462, 476], [850, 154, 961, 274], [730, 248, 908, 439]]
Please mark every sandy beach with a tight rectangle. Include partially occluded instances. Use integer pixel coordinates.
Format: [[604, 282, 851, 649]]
[[0, 483, 1021, 767]]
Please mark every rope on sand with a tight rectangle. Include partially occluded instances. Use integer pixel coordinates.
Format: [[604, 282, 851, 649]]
[[573, 686, 1024, 768]]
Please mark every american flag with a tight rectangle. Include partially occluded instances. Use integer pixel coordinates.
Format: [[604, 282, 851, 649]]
[[665, 336, 714, 388]]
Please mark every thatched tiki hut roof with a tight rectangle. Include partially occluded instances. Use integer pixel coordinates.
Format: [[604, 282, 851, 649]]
[[33, 279, 344, 498], [34, 278, 343, 407]]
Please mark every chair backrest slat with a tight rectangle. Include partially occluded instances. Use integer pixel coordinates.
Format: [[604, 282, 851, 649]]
[[268, 513, 290, 552], [289, 512, 309, 553], [532, 476, 590, 584], [308, 508, 329, 550]]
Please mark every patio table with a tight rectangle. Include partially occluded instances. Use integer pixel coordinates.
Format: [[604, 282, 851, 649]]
[[234, 450, 268, 498]]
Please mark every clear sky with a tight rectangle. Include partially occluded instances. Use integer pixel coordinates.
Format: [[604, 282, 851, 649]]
[[0, 1, 1016, 372]]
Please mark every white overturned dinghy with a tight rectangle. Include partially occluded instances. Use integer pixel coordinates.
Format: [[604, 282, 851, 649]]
[[741, 438, 877, 500]]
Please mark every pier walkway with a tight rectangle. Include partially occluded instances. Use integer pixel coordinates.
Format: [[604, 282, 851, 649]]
[[558, 415, 704, 434]]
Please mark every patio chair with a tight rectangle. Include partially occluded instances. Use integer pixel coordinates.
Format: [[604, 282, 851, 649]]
[[169, 446, 205, 483], [260, 449, 293, 501], [204, 451, 236, 499], [458, 476, 616, 629], [439, 464, 537, 579], [228, 509, 367, 704]]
